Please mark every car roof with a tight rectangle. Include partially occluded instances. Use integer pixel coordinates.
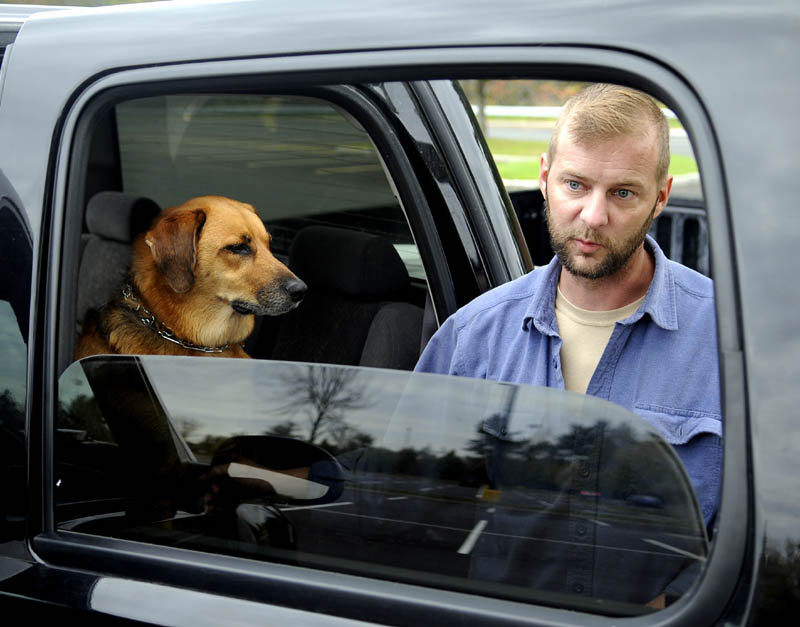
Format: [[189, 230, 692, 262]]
[[11, 0, 797, 77]]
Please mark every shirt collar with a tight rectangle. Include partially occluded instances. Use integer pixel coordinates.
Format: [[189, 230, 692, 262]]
[[631, 235, 678, 331], [522, 235, 678, 334], [522, 256, 561, 337]]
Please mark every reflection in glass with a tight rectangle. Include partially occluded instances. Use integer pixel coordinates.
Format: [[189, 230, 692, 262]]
[[57, 356, 707, 614]]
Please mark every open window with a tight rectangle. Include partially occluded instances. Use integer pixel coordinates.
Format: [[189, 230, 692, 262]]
[[50, 63, 734, 625]]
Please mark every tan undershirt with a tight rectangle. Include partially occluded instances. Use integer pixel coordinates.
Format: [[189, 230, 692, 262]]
[[555, 288, 645, 394]]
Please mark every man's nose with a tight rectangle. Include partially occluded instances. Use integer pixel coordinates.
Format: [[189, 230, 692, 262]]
[[580, 191, 609, 229]]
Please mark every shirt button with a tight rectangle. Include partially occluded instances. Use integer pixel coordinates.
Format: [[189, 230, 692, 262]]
[[579, 462, 590, 477], [572, 583, 585, 594], [576, 523, 587, 536]]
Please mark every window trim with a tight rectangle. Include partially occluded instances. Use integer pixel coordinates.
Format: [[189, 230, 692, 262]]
[[37, 46, 747, 626]]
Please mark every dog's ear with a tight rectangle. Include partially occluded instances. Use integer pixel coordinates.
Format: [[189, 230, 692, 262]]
[[145, 209, 207, 293]]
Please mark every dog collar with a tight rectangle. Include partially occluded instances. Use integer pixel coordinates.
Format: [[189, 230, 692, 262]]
[[121, 284, 238, 354]]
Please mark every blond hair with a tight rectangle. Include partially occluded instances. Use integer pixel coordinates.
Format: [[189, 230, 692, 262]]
[[547, 84, 670, 184]]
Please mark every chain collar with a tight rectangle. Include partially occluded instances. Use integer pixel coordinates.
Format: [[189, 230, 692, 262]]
[[121, 284, 236, 354]]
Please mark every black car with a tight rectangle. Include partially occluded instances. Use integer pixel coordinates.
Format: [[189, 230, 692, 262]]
[[0, 1, 798, 625]]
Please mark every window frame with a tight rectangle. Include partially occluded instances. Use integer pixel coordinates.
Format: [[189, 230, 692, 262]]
[[35, 47, 748, 626]]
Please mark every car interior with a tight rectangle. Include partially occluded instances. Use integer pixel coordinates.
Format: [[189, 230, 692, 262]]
[[73, 91, 429, 371]]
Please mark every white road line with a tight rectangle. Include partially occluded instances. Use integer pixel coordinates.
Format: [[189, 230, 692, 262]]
[[641, 538, 707, 561], [387, 496, 409, 501], [590, 519, 611, 527], [457, 520, 488, 555], [281, 501, 354, 512], [420, 487, 436, 492]]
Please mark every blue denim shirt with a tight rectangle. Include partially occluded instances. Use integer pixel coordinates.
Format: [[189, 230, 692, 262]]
[[416, 236, 722, 525]]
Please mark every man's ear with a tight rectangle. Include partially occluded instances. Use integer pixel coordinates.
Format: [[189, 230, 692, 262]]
[[539, 152, 549, 196], [145, 209, 207, 293], [653, 175, 674, 219]]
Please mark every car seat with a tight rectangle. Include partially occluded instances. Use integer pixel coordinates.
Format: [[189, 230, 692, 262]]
[[265, 225, 424, 370], [76, 191, 162, 334]]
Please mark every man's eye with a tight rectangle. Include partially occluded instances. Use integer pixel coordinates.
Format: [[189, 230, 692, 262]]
[[616, 189, 634, 199], [225, 243, 251, 255], [567, 180, 582, 191]]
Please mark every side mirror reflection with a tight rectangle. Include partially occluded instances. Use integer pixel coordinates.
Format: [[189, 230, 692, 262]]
[[206, 435, 344, 506]]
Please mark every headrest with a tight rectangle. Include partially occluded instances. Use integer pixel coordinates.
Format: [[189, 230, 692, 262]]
[[85, 192, 161, 243], [289, 226, 409, 297]]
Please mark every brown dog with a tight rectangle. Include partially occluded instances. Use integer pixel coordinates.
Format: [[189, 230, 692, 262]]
[[76, 195, 306, 359]]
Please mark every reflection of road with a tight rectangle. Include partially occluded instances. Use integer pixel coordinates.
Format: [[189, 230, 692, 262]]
[[281, 473, 705, 588], [485, 121, 695, 158]]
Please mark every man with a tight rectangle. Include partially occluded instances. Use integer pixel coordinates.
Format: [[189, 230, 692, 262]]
[[415, 84, 721, 528]]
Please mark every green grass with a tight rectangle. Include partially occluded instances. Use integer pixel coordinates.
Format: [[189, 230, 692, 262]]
[[486, 137, 546, 181], [486, 115, 559, 125], [486, 137, 698, 182], [668, 154, 698, 176], [487, 137, 549, 157], [495, 159, 540, 181]]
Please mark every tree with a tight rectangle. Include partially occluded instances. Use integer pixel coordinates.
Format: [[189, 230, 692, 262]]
[[0, 389, 24, 430], [270, 365, 374, 446], [57, 393, 113, 442], [265, 420, 300, 438]]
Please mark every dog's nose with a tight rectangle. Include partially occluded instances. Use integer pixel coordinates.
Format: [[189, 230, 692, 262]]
[[285, 278, 307, 303]]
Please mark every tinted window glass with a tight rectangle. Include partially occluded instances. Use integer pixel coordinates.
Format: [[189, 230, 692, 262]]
[[77, 92, 427, 371], [0, 301, 26, 539], [115, 94, 424, 280], [0, 197, 31, 541], [57, 356, 706, 614]]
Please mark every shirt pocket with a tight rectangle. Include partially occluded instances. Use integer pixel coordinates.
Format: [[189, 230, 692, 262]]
[[634, 402, 722, 445]]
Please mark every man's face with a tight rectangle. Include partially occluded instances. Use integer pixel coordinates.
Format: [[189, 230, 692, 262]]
[[539, 125, 672, 280]]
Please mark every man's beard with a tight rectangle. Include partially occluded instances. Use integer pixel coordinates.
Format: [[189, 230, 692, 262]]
[[544, 195, 657, 280]]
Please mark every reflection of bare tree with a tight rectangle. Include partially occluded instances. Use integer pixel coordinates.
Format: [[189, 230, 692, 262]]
[[179, 417, 200, 441], [0, 389, 24, 431], [57, 393, 113, 443], [267, 420, 299, 438], [271, 365, 374, 449]]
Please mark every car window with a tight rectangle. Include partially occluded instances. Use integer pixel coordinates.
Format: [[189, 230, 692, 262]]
[[0, 195, 31, 543], [0, 300, 26, 539], [75, 91, 428, 372], [59, 76, 720, 621], [115, 94, 425, 281], [459, 79, 709, 274], [57, 355, 707, 614]]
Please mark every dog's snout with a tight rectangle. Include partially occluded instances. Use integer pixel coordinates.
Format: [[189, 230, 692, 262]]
[[285, 277, 307, 303]]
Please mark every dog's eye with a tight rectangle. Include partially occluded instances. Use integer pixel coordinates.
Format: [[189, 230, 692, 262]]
[[225, 243, 251, 255]]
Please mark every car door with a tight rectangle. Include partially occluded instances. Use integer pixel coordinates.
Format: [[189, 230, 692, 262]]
[[0, 4, 753, 625]]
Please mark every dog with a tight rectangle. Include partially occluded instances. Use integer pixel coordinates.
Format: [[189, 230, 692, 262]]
[[76, 195, 306, 359]]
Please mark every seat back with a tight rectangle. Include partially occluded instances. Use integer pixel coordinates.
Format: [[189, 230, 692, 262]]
[[77, 192, 161, 329], [268, 226, 423, 370]]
